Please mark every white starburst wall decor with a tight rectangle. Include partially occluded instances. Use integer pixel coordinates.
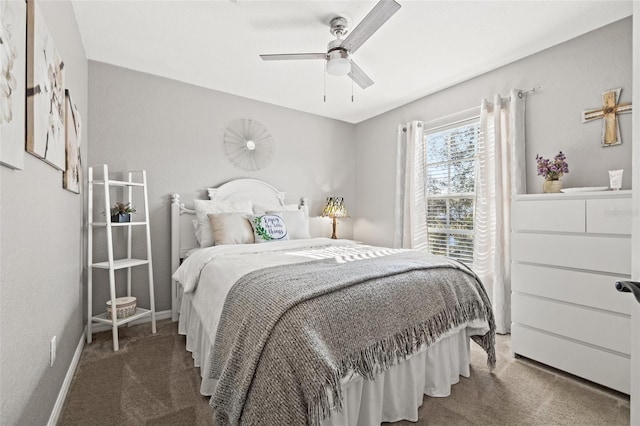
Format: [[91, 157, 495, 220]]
[[223, 118, 275, 171]]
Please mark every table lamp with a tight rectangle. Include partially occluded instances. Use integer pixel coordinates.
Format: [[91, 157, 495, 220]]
[[321, 197, 348, 239]]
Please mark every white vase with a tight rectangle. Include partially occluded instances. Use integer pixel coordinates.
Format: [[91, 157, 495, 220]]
[[542, 179, 562, 193]]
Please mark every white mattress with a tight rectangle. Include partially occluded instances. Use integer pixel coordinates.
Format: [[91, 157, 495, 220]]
[[174, 238, 490, 424]]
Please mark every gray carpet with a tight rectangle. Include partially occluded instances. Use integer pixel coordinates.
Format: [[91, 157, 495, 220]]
[[59, 320, 630, 425]]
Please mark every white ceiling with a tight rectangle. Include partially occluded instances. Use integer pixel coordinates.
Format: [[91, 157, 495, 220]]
[[71, 0, 633, 124]]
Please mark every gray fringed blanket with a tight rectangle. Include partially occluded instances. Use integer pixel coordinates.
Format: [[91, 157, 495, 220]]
[[210, 250, 495, 426]]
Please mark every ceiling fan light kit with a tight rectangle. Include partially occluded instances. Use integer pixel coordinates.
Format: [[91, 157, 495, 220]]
[[326, 50, 351, 76], [259, 0, 401, 90]]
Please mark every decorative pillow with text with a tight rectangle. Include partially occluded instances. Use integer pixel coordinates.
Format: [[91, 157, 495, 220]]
[[249, 214, 289, 243], [266, 210, 310, 240]]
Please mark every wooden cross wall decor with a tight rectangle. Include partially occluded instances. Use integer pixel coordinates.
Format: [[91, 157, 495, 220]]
[[582, 88, 632, 147]]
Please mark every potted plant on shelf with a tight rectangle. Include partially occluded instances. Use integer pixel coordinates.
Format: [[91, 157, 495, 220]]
[[110, 202, 136, 223], [535, 151, 569, 193]]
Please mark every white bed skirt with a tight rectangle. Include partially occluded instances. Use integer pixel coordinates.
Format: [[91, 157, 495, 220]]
[[179, 293, 485, 425]]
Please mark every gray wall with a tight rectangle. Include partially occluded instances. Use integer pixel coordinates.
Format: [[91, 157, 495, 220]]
[[0, 2, 88, 424], [88, 61, 356, 314], [353, 17, 632, 247]]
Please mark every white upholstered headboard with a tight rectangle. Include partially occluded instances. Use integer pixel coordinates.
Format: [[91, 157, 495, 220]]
[[170, 178, 307, 321]]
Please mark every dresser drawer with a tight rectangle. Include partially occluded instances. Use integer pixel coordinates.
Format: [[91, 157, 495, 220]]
[[586, 198, 633, 235], [512, 200, 585, 232], [511, 324, 630, 394], [511, 264, 633, 315], [512, 293, 630, 354], [511, 233, 631, 275]]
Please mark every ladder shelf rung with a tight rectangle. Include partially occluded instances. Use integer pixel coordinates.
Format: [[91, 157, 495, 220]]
[[89, 221, 148, 227], [91, 179, 145, 187], [92, 258, 150, 270], [91, 308, 152, 326]]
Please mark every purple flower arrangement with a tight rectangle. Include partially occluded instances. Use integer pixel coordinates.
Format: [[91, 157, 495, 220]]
[[536, 151, 569, 181]]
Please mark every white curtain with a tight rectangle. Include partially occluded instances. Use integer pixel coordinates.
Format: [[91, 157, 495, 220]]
[[394, 121, 429, 250], [474, 89, 526, 334]]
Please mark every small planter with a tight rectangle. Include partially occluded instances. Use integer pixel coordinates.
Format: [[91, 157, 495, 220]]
[[111, 213, 131, 223], [542, 179, 562, 193]]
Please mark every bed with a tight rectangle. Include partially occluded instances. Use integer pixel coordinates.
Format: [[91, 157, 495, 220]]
[[170, 178, 495, 426]]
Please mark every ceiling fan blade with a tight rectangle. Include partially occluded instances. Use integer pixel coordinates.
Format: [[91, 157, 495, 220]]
[[348, 60, 374, 89], [260, 53, 326, 61], [341, 0, 401, 54]]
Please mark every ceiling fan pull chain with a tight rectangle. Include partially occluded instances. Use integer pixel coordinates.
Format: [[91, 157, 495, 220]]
[[352, 78, 354, 103], [323, 65, 327, 103]]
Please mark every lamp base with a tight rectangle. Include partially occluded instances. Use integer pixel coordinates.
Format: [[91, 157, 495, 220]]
[[331, 217, 338, 239]]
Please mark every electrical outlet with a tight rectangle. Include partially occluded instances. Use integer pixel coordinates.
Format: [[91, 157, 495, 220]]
[[50, 336, 57, 367]]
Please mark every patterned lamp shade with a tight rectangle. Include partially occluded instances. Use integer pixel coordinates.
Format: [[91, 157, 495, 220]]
[[321, 197, 348, 218], [321, 197, 348, 239]]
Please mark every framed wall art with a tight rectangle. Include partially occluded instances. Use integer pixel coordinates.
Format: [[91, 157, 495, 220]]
[[63, 90, 81, 193], [26, 0, 66, 170], [0, 0, 27, 170]]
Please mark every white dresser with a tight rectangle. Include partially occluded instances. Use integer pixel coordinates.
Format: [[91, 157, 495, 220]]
[[511, 190, 633, 394]]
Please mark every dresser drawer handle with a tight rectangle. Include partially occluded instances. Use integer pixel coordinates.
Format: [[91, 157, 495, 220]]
[[615, 281, 640, 304]]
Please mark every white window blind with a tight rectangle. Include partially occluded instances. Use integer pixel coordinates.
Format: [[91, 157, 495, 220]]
[[424, 118, 480, 266]]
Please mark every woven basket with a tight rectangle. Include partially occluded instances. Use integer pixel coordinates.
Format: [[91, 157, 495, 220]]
[[106, 297, 137, 319]]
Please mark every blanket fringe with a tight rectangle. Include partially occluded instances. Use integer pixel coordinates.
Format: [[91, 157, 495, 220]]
[[306, 300, 496, 426]]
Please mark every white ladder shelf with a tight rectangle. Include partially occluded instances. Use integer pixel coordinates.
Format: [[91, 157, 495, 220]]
[[87, 165, 156, 351]]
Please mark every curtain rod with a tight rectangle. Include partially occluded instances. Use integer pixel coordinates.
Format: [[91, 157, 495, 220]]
[[419, 85, 541, 128], [489, 85, 542, 103], [402, 85, 542, 132], [515, 85, 541, 99]]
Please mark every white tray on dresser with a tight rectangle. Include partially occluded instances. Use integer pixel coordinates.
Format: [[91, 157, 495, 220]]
[[511, 190, 633, 394]]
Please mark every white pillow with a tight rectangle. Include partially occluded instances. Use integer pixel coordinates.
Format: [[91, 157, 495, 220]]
[[253, 203, 300, 215], [193, 199, 253, 247], [266, 210, 310, 240], [192, 219, 200, 245], [208, 213, 254, 245], [248, 214, 289, 243]]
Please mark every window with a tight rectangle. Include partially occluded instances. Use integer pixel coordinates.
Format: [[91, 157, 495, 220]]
[[424, 118, 480, 266]]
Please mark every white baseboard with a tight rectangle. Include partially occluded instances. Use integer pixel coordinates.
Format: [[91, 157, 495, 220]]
[[48, 310, 172, 425], [47, 327, 85, 426], [90, 309, 172, 333]]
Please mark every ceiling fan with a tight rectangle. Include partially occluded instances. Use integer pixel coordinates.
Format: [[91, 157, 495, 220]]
[[260, 0, 401, 90]]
